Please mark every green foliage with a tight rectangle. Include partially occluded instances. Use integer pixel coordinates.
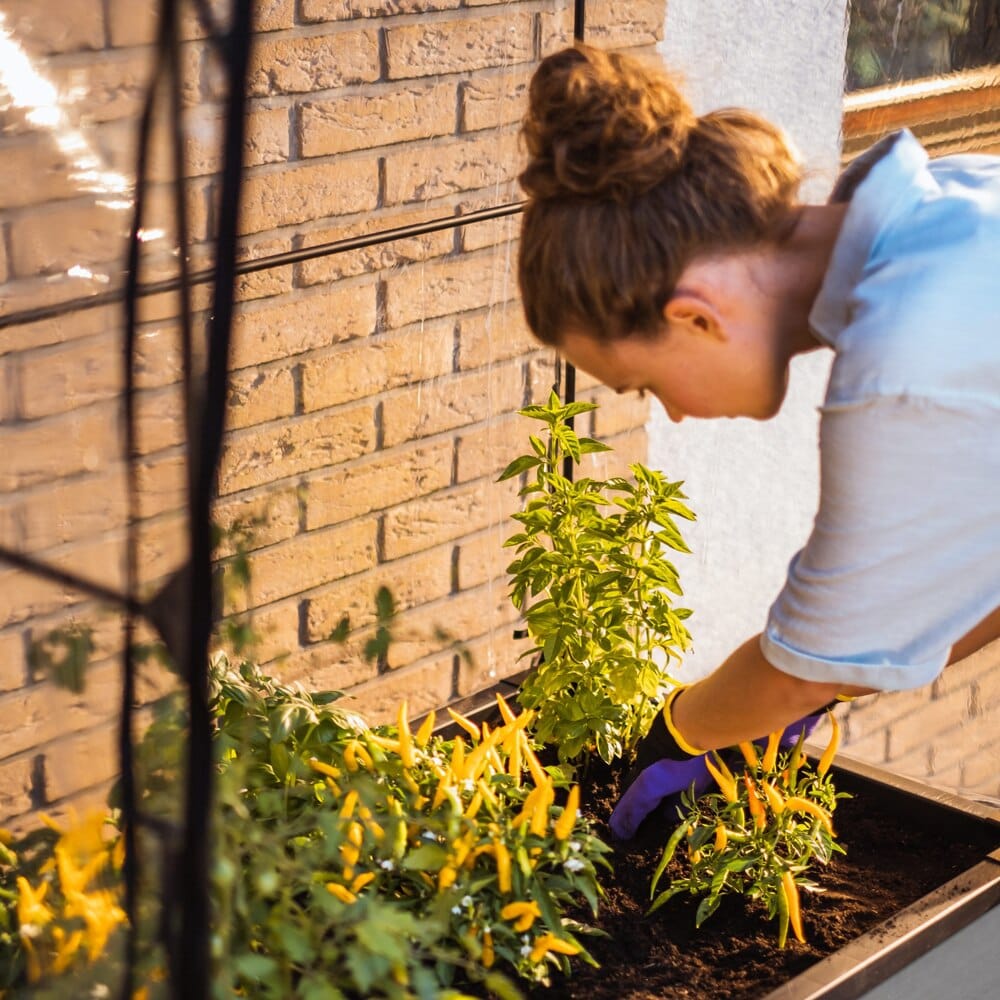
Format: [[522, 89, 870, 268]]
[[28, 624, 95, 694], [649, 727, 848, 949], [500, 391, 695, 765]]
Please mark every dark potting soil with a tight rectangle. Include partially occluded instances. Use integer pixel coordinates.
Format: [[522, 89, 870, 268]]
[[519, 761, 998, 1000]]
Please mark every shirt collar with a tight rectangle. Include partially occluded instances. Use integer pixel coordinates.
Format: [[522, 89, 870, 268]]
[[809, 129, 933, 344]]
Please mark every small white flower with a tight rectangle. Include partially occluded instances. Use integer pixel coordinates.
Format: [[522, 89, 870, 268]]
[[568, 840, 582, 852], [564, 858, 585, 873], [461, 778, 475, 792], [461, 895, 473, 907], [520, 942, 533, 957], [379, 859, 395, 871], [482, 924, 491, 934], [90, 987, 111, 1000], [18, 923, 41, 940], [451, 905, 462, 915], [422, 830, 438, 841]]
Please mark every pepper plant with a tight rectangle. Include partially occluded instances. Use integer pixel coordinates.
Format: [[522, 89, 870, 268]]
[[649, 713, 847, 948], [499, 391, 695, 765]]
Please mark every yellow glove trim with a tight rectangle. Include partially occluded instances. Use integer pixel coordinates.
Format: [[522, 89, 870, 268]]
[[835, 693, 856, 702], [662, 686, 707, 757]]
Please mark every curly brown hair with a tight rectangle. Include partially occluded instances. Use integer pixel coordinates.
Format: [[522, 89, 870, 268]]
[[518, 44, 803, 345]]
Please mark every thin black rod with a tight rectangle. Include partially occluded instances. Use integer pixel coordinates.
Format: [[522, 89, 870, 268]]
[[563, 0, 585, 479], [0, 202, 526, 332]]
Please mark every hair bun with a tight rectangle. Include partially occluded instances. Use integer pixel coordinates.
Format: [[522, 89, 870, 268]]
[[520, 45, 697, 203]]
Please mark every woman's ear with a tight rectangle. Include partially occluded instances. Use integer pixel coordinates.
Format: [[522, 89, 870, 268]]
[[663, 295, 726, 341]]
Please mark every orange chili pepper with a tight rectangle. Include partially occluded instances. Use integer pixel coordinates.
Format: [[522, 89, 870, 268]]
[[762, 730, 781, 772], [782, 870, 806, 943], [744, 775, 767, 830], [817, 710, 840, 777]]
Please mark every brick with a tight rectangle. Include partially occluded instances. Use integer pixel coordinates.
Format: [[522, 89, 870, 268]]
[[17, 469, 128, 552], [384, 252, 518, 329], [383, 130, 521, 206], [228, 598, 301, 665], [233, 234, 295, 301], [14, 335, 121, 420], [456, 616, 533, 698], [213, 484, 302, 557], [0, 629, 26, 693], [885, 745, 934, 783], [0, 755, 34, 819], [303, 438, 453, 529], [349, 651, 456, 725], [218, 404, 376, 495], [385, 12, 534, 80], [457, 302, 537, 370], [267, 637, 379, 696], [135, 383, 186, 456], [227, 519, 378, 614], [0, 660, 120, 759], [0, 403, 119, 491], [301, 0, 461, 21], [231, 285, 378, 369], [136, 452, 187, 520], [934, 639, 1000, 697], [47, 50, 156, 126], [225, 365, 296, 430], [456, 525, 514, 592], [44, 722, 120, 802], [839, 727, 888, 764], [461, 68, 532, 132], [296, 209, 454, 286], [578, 428, 650, 481], [300, 81, 456, 158], [247, 30, 381, 97], [0, 137, 95, 211], [142, 178, 213, 244], [0, 355, 14, 421], [305, 545, 454, 642], [2, 0, 105, 54], [458, 199, 523, 254], [9, 199, 128, 279], [239, 158, 378, 235], [382, 477, 520, 560], [382, 362, 524, 448], [841, 688, 932, 744], [590, 386, 651, 439], [0, 277, 118, 342], [540, 1, 664, 53], [526, 355, 559, 407], [175, 106, 291, 175], [0, 234, 7, 284], [300, 321, 454, 412], [973, 654, 1000, 712], [886, 685, 972, 761], [454, 412, 523, 484], [962, 740, 1000, 796], [107, 0, 294, 44]]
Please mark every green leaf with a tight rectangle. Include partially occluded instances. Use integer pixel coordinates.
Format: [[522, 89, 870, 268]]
[[328, 615, 351, 643], [498, 454, 542, 481], [650, 818, 693, 897]]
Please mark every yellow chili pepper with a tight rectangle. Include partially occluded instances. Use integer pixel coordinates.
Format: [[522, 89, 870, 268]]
[[783, 797, 834, 834], [531, 781, 555, 838], [345, 740, 373, 771], [492, 838, 512, 894], [482, 928, 495, 968], [340, 790, 359, 819], [495, 693, 517, 725], [690, 848, 703, 864], [744, 775, 767, 830], [817, 710, 840, 777], [762, 780, 785, 815], [351, 872, 375, 893], [450, 736, 467, 781], [308, 758, 341, 780], [326, 882, 357, 904], [464, 790, 484, 819], [501, 900, 542, 932], [340, 842, 360, 867], [414, 709, 436, 747], [367, 734, 401, 753], [529, 933, 581, 963], [762, 730, 781, 772], [448, 708, 481, 742], [397, 701, 416, 769], [346, 821, 364, 848], [438, 865, 458, 892], [324, 776, 342, 796], [738, 741, 760, 770], [476, 778, 500, 812], [508, 732, 522, 788], [782, 870, 806, 943], [553, 785, 580, 841], [714, 824, 728, 853], [706, 753, 738, 803], [520, 730, 549, 788]]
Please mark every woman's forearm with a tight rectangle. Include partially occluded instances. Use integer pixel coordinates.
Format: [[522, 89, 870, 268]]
[[670, 634, 848, 751]]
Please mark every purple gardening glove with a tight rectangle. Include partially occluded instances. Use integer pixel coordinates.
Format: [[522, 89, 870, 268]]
[[609, 753, 713, 840]]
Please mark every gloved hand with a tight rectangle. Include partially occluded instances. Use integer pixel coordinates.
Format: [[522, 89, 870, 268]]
[[609, 687, 713, 841], [609, 689, 847, 841]]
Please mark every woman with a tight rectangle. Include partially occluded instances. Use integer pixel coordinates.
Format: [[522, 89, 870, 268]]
[[516, 44, 1000, 838]]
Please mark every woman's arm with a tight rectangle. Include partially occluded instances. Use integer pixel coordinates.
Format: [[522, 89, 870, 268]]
[[672, 604, 1000, 752]]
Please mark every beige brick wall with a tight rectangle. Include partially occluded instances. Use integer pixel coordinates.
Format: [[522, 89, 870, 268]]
[[0, 1, 662, 830]]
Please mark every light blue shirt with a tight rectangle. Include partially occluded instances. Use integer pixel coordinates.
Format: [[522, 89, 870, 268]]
[[762, 130, 1000, 691]]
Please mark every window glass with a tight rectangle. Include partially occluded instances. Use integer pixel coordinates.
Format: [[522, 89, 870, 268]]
[[847, 0, 1000, 91]]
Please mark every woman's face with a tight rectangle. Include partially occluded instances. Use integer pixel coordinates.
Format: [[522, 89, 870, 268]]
[[559, 254, 797, 423]]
